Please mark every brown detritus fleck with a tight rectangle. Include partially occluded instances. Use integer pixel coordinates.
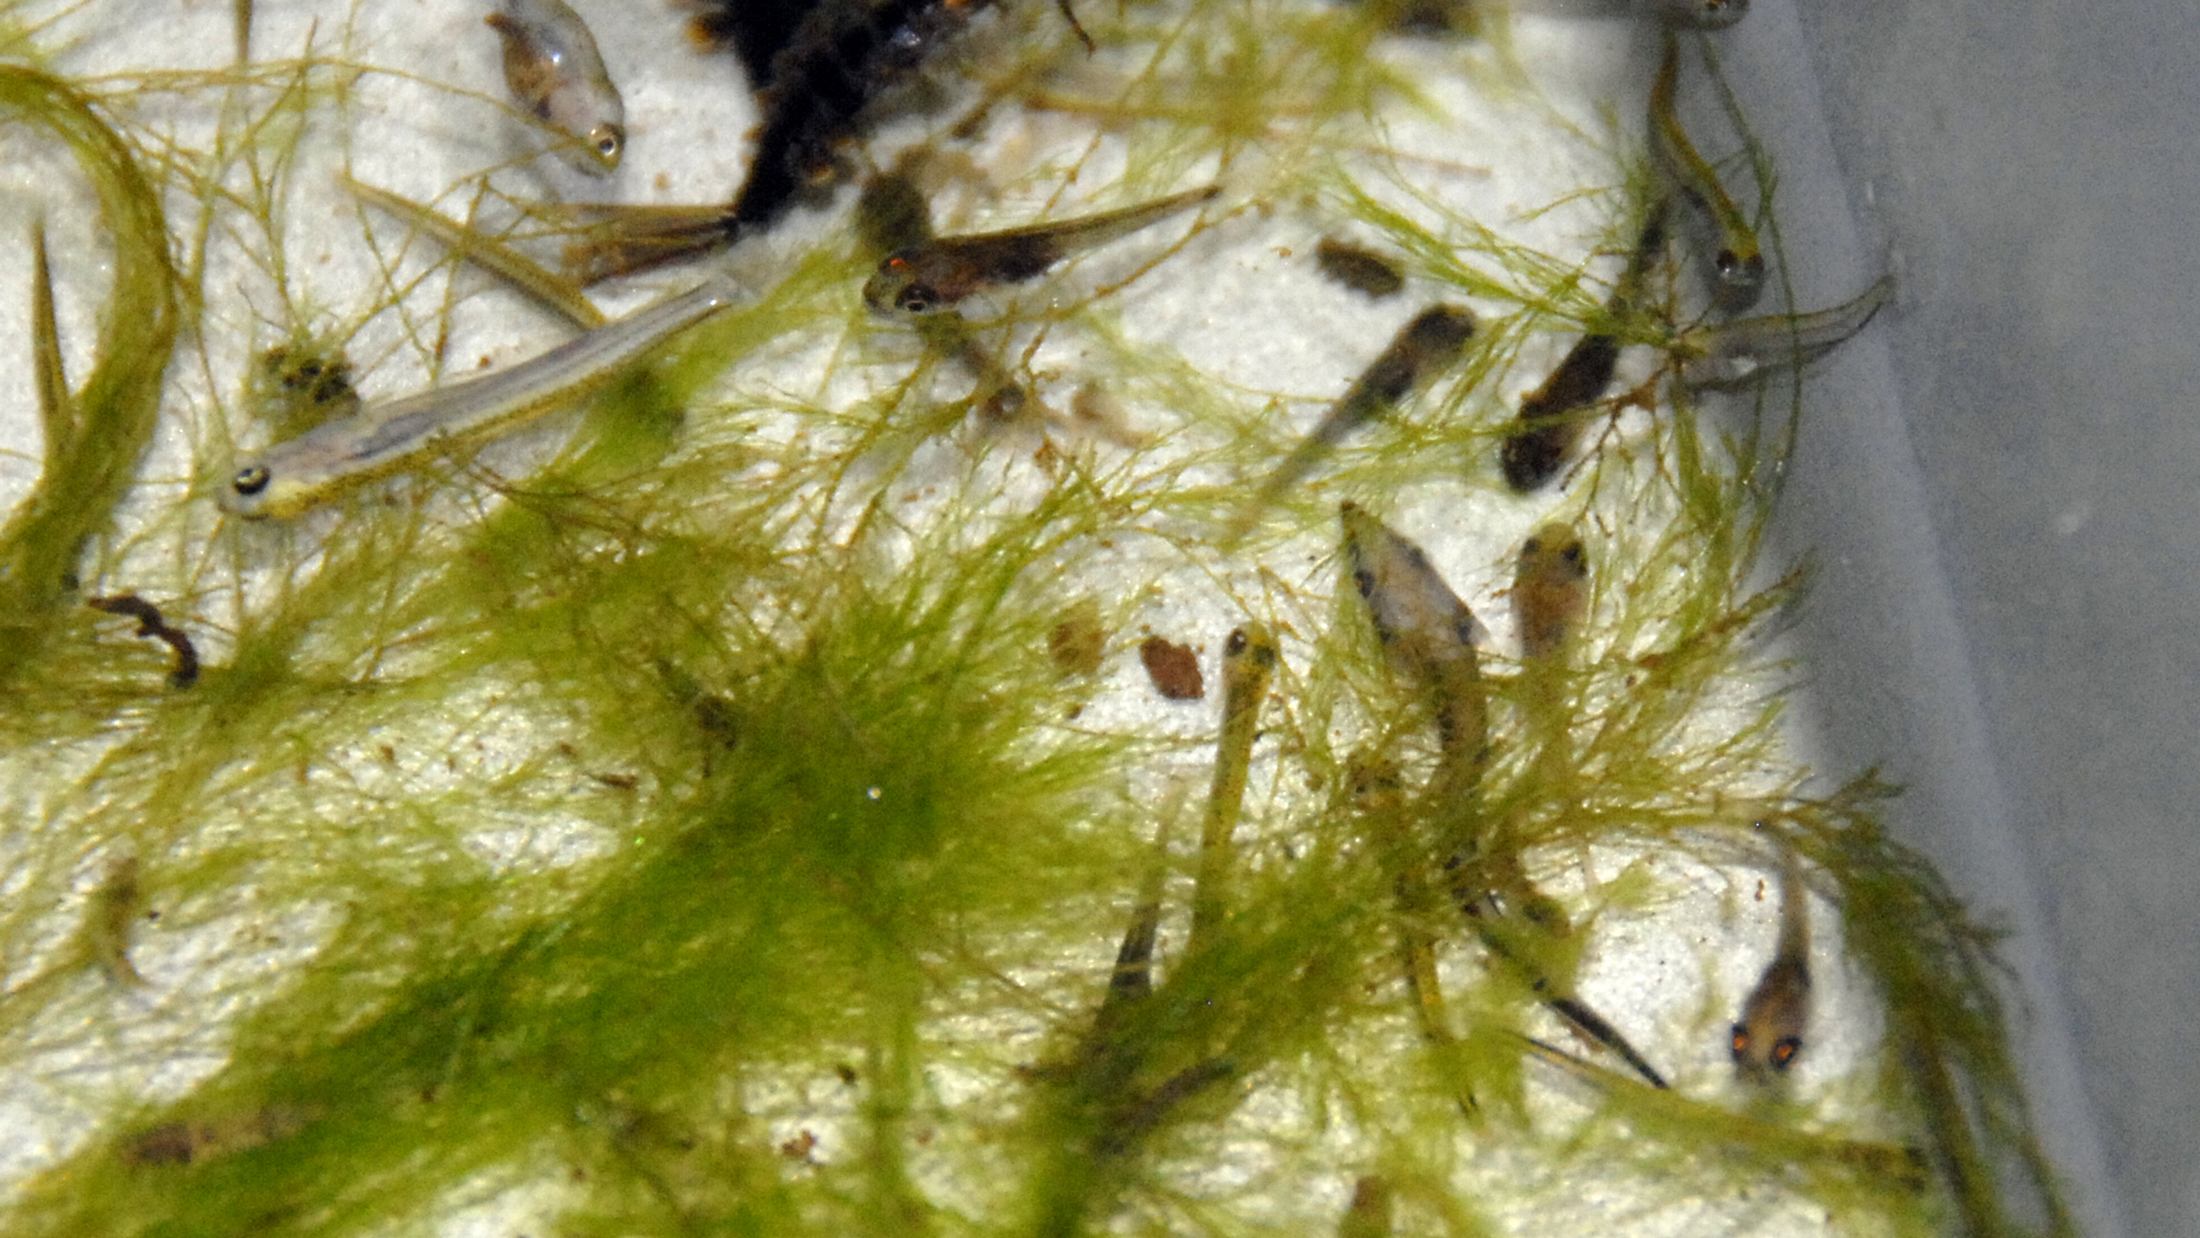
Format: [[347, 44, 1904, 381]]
[[1339, 1175, 1394, 1238], [1138, 635, 1204, 700], [1315, 236, 1405, 298], [122, 1106, 313, 1168], [1048, 600, 1106, 676]]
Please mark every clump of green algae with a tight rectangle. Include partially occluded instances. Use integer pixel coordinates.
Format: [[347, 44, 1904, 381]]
[[0, 2, 2077, 1237]]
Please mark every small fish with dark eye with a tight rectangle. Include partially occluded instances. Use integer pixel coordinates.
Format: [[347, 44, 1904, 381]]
[[1339, 501, 1487, 764], [1512, 522, 1588, 662], [1188, 622, 1279, 957], [1500, 198, 1667, 492], [1650, 33, 1763, 312], [1732, 842, 1811, 1082], [862, 185, 1221, 318], [224, 273, 743, 519], [485, 0, 626, 173], [1243, 305, 1475, 526], [1676, 274, 1893, 390]]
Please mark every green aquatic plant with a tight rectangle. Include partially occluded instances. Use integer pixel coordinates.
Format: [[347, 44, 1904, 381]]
[[0, 1, 2076, 1236], [0, 62, 179, 693]]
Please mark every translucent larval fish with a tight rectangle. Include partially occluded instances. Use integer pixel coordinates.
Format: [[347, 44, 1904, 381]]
[[1677, 274, 1894, 390], [486, 0, 626, 173], [1341, 504, 1668, 1090], [1650, 33, 1764, 312], [1732, 841, 1812, 1083], [1339, 501, 1488, 767], [1188, 623, 1279, 958], [223, 273, 743, 519], [1233, 304, 1476, 539], [862, 185, 1221, 317], [1497, 0, 1747, 28]]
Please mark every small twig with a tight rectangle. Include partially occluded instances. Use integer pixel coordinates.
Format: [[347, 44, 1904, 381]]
[[87, 595, 200, 688]]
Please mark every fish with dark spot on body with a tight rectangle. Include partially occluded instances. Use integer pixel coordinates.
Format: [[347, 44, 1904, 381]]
[[1732, 842, 1811, 1082], [863, 185, 1221, 317], [1500, 198, 1667, 492], [1650, 33, 1763, 312], [486, 0, 626, 173]]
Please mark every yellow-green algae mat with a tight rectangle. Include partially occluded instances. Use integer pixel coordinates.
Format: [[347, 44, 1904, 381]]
[[0, 1, 2070, 1236]]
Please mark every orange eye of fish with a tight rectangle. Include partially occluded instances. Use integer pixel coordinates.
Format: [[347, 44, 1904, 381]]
[[1729, 1024, 1750, 1059], [1770, 1036, 1802, 1069], [885, 255, 910, 273]]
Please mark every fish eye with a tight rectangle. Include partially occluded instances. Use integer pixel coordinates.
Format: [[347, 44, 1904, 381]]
[[232, 464, 272, 496], [1730, 1024, 1750, 1060], [896, 284, 940, 314], [1770, 1036, 1802, 1069], [1522, 536, 1543, 556], [1560, 541, 1586, 569], [1351, 567, 1377, 600], [1226, 628, 1249, 657]]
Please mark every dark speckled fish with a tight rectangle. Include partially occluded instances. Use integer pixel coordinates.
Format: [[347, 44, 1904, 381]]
[[1499, 198, 1666, 492]]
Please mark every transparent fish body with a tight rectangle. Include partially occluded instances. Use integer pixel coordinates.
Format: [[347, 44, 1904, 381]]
[[1678, 274, 1893, 389], [1650, 35, 1764, 311], [224, 272, 743, 519], [486, 0, 626, 173], [863, 185, 1220, 317]]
